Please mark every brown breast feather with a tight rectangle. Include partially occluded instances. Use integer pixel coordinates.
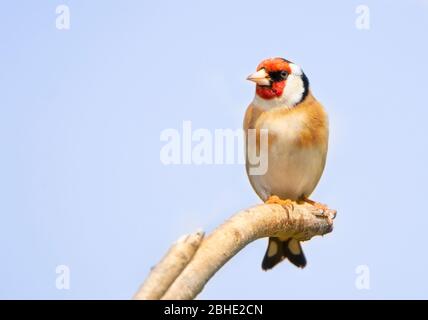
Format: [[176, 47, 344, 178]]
[[244, 92, 328, 151]]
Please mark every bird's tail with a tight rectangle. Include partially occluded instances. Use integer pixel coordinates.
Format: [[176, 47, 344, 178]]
[[261, 237, 307, 270]]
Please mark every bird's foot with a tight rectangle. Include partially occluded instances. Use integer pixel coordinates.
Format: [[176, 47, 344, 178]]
[[265, 195, 295, 210], [301, 198, 329, 216]]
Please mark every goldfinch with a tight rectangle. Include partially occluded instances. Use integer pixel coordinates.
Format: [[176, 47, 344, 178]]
[[244, 57, 329, 270]]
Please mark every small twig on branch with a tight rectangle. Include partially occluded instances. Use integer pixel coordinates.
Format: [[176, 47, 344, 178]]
[[134, 202, 336, 300]]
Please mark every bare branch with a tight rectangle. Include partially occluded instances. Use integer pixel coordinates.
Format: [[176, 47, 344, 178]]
[[135, 202, 336, 300], [133, 230, 204, 300]]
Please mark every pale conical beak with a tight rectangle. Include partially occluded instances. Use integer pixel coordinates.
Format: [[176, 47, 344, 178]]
[[246, 69, 270, 86]]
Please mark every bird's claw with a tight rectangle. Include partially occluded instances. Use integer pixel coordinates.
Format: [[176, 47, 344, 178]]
[[265, 195, 295, 211], [302, 198, 328, 213]]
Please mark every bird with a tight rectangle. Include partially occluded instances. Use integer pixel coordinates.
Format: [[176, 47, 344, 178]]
[[244, 57, 329, 270]]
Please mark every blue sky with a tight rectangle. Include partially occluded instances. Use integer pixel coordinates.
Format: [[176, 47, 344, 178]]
[[1, 0, 428, 299]]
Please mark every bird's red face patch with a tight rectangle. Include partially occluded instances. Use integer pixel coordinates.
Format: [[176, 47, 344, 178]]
[[255, 58, 291, 100], [256, 81, 286, 99], [256, 58, 291, 74]]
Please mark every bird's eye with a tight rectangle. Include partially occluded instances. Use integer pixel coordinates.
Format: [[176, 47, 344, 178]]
[[269, 71, 288, 82]]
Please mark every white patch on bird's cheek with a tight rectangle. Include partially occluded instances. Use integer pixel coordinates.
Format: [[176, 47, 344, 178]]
[[282, 74, 305, 107]]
